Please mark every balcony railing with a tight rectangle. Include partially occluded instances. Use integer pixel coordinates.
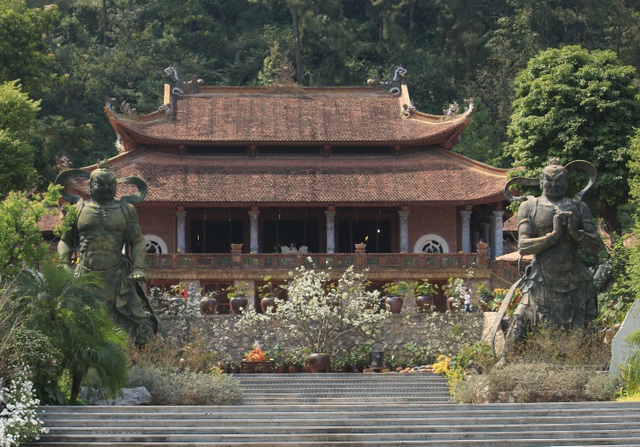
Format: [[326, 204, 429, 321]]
[[144, 252, 493, 281]]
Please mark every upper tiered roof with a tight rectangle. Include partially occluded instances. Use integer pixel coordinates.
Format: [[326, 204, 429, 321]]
[[77, 69, 508, 207], [105, 68, 473, 151]]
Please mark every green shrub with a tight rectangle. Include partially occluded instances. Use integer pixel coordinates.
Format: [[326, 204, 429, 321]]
[[452, 363, 610, 403], [584, 373, 621, 401], [127, 365, 242, 405], [450, 373, 491, 403], [507, 325, 611, 368], [541, 367, 589, 401]]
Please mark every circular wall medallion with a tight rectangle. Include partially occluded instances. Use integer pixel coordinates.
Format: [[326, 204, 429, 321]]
[[144, 235, 167, 254], [413, 234, 449, 254]]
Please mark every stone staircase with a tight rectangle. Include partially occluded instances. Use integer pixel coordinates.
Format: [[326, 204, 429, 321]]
[[237, 372, 452, 404], [28, 373, 640, 446]]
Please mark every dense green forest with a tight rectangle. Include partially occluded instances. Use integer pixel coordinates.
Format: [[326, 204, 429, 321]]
[[5, 0, 640, 187]]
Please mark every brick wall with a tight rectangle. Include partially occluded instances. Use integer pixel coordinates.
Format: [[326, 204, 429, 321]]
[[138, 206, 176, 252], [409, 206, 458, 253]]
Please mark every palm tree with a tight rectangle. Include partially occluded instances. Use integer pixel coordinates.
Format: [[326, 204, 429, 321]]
[[17, 261, 128, 403]]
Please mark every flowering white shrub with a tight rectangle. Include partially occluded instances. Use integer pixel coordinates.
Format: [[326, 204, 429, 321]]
[[0, 367, 47, 447], [238, 265, 388, 356], [150, 286, 205, 345]]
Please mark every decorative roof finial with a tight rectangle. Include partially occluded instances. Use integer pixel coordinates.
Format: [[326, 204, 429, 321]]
[[367, 67, 407, 96]]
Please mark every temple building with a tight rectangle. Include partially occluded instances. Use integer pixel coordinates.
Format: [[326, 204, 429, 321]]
[[63, 68, 516, 312]]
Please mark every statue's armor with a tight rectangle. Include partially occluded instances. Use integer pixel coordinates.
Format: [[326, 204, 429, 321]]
[[65, 198, 157, 343], [513, 195, 597, 331], [526, 196, 592, 293], [76, 201, 129, 272]]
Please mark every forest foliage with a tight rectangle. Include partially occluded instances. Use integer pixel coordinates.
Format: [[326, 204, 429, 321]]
[[4, 0, 640, 183]]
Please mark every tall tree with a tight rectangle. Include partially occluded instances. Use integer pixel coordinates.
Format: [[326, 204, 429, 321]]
[[504, 45, 640, 235], [0, 0, 57, 97], [0, 190, 51, 281], [0, 81, 40, 195]]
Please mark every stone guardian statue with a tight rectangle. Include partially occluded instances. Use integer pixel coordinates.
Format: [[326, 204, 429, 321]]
[[56, 160, 164, 345], [491, 158, 602, 350]]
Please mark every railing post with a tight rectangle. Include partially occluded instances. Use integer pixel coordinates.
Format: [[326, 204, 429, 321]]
[[231, 243, 243, 267], [355, 243, 366, 267], [476, 241, 488, 268]]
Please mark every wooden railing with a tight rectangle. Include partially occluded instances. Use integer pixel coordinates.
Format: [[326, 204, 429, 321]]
[[490, 259, 528, 288], [144, 252, 494, 281]]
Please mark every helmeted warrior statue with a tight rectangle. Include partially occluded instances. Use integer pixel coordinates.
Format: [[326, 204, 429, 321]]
[[491, 158, 602, 350], [56, 160, 163, 345]]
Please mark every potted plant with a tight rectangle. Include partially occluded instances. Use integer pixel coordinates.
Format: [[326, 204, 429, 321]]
[[413, 279, 438, 313], [443, 277, 465, 312], [199, 289, 220, 315], [270, 344, 287, 373], [226, 281, 251, 314], [382, 281, 409, 313], [257, 275, 281, 313], [286, 351, 304, 373], [242, 341, 273, 373], [332, 348, 352, 372]]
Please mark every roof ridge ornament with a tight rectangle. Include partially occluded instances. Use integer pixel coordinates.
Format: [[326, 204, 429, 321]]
[[442, 98, 474, 121], [367, 67, 407, 96], [267, 60, 303, 93], [164, 66, 203, 95]]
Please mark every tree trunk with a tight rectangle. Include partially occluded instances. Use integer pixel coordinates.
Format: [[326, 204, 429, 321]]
[[291, 5, 303, 84], [101, 0, 108, 47], [70, 370, 84, 403], [598, 199, 622, 237]]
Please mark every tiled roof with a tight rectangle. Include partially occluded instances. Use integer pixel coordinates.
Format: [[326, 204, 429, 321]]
[[38, 208, 62, 232], [99, 148, 507, 206], [503, 215, 518, 232], [107, 86, 471, 148]]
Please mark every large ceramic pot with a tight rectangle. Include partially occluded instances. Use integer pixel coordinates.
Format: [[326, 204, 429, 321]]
[[308, 353, 331, 373], [415, 295, 434, 313], [384, 296, 404, 314], [260, 296, 278, 313], [230, 296, 248, 314], [199, 297, 219, 315]]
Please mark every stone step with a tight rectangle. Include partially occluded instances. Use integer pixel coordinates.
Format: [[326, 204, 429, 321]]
[[234, 373, 448, 381], [27, 374, 640, 447], [34, 401, 640, 416], [28, 432, 640, 446], [38, 421, 640, 434], [235, 372, 452, 404]]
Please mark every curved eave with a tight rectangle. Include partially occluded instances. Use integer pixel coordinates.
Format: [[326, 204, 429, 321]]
[[107, 113, 472, 150], [104, 95, 473, 150], [93, 148, 507, 207]]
